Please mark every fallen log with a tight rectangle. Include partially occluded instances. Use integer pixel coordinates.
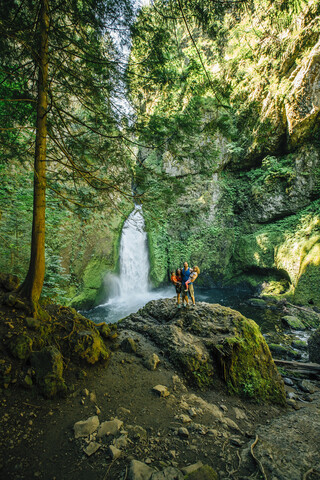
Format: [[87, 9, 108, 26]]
[[274, 359, 320, 378]]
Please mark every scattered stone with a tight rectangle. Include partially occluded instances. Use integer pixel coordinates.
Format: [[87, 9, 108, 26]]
[[229, 436, 244, 447], [121, 337, 137, 354], [221, 417, 241, 432], [175, 414, 192, 424], [113, 434, 128, 448], [291, 340, 307, 350], [284, 377, 294, 386], [109, 445, 121, 460], [23, 375, 33, 388], [172, 375, 188, 393], [145, 458, 152, 464], [299, 380, 316, 394], [83, 441, 100, 456], [95, 406, 101, 415], [184, 465, 218, 480], [117, 407, 131, 416], [143, 353, 160, 371], [233, 407, 247, 420], [152, 385, 170, 398], [219, 404, 228, 413], [150, 467, 184, 479], [178, 427, 189, 438], [97, 418, 123, 438], [129, 425, 147, 442], [188, 408, 197, 417], [82, 388, 89, 396], [181, 462, 203, 475], [128, 459, 155, 480], [89, 391, 97, 403], [74, 416, 100, 438], [287, 392, 297, 400]]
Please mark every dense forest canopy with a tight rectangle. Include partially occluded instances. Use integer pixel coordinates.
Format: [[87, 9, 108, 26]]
[[0, 0, 319, 313]]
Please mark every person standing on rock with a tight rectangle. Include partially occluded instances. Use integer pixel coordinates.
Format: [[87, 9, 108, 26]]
[[181, 262, 191, 307], [189, 266, 200, 306], [171, 268, 182, 307]]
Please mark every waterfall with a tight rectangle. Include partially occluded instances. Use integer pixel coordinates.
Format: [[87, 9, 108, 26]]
[[91, 205, 172, 323], [118, 205, 150, 296]]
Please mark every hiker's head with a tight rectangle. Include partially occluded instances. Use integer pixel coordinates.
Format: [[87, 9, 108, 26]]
[[183, 262, 188, 269], [176, 268, 181, 275], [193, 266, 200, 274]]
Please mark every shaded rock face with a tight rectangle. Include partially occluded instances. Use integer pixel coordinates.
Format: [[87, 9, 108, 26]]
[[119, 299, 286, 405]]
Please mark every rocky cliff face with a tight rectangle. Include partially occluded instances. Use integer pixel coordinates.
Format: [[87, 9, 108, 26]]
[[129, 0, 320, 306]]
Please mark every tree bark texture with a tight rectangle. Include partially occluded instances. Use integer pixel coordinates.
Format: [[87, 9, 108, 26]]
[[19, 0, 49, 307]]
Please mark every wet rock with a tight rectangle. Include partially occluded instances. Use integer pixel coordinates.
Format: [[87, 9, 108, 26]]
[[150, 467, 184, 479], [219, 404, 228, 413], [128, 459, 155, 480], [121, 337, 137, 353], [233, 407, 247, 420], [281, 315, 306, 330], [84, 441, 100, 456], [74, 416, 99, 438], [31, 346, 67, 398], [109, 445, 121, 459], [230, 436, 245, 447], [291, 339, 307, 350], [152, 385, 170, 398], [143, 353, 160, 371], [284, 377, 294, 386], [97, 418, 123, 438], [247, 298, 267, 308]]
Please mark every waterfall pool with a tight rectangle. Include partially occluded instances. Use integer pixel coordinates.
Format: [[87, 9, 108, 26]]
[[83, 205, 311, 360]]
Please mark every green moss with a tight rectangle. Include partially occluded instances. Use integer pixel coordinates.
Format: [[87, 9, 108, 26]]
[[9, 334, 33, 361], [74, 330, 110, 364], [178, 354, 214, 389], [217, 318, 286, 404]]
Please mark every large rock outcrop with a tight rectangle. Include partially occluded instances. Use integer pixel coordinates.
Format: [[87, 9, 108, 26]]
[[118, 299, 286, 405]]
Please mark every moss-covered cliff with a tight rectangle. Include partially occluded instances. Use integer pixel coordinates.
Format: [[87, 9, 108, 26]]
[[128, 0, 320, 306]]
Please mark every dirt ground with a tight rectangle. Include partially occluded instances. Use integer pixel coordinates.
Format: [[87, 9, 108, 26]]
[[0, 343, 291, 480]]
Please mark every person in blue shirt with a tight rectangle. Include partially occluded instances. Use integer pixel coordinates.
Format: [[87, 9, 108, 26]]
[[181, 262, 191, 306]]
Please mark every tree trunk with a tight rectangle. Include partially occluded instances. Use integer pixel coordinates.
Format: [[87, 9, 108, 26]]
[[18, 0, 49, 313]]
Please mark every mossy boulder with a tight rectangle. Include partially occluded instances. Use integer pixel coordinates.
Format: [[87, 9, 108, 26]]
[[119, 299, 286, 404], [31, 346, 67, 398], [282, 315, 306, 330], [74, 330, 110, 364], [268, 343, 302, 360], [9, 334, 33, 361]]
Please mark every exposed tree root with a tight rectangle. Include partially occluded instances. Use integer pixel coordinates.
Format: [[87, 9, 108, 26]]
[[250, 435, 268, 480]]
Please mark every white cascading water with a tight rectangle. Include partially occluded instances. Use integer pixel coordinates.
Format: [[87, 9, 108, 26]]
[[118, 205, 149, 296], [95, 205, 172, 323]]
